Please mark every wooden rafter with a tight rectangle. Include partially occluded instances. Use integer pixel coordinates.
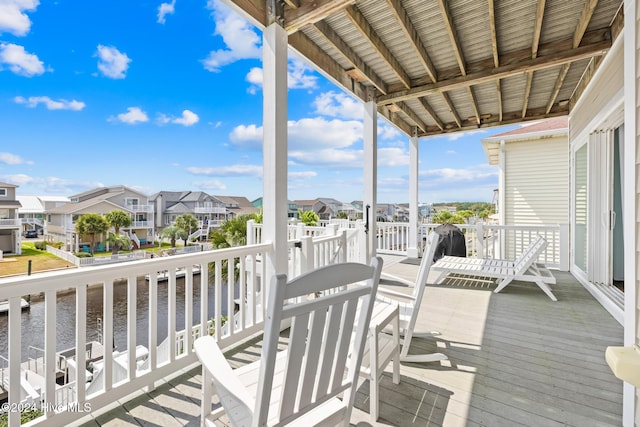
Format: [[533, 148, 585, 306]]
[[378, 33, 611, 104], [395, 101, 427, 133], [384, 0, 437, 82], [344, 5, 412, 89], [523, 0, 547, 118], [487, 0, 503, 122], [311, 21, 388, 94], [418, 97, 445, 130], [283, 0, 299, 8], [284, 0, 355, 33], [545, 0, 599, 113], [437, 0, 479, 125]]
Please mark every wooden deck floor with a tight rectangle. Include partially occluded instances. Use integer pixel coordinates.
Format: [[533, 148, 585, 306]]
[[78, 256, 624, 427]]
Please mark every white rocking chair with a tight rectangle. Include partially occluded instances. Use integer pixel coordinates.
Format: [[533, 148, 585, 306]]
[[194, 257, 383, 427], [378, 231, 448, 363]]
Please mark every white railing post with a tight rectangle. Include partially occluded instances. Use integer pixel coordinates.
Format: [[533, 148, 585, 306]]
[[247, 220, 255, 245], [559, 223, 570, 271], [300, 236, 314, 274], [297, 222, 305, 240], [357, 220, 367, 263], [475, 222, 485, 258], [327, 223, 338, 236], [338, 230, 347, 263]]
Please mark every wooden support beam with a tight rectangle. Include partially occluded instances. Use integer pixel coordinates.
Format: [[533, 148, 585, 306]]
[[378, 36, 611, 105], [418, 106, 568, 137], [438, 0, 466, 75], [441, 92, 462, 127], [384, 0, 437, 83], [312, 21, 388, 94], [417, 97, 445, 130], [344, 4, 412, 89], [395, 101, 427, 133], [285, 0, 355, 33], [438, 0, 480, 125], [545, 0, 598, 113], [488, 0, 503, 122]]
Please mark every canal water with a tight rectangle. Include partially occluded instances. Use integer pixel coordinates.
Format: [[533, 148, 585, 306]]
[[0, 276, 231, 362]]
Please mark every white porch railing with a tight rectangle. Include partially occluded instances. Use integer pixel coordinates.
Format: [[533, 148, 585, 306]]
[[0, 219, 21, 227], [0, 243, 272, 426]]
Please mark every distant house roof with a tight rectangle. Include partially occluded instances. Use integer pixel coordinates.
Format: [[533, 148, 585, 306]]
[[0, 182, 18, 188], [17, 196, 43, 213], [482, 117, 569, 165], [215, 195, 259, 216]]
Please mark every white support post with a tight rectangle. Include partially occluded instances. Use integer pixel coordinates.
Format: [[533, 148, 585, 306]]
[[44, 290, 56, 415], [623, 1, 638, 424], [363, 88, 378, 263], [262, 21, 288, 283], [408, 128, 419, 258], [127, 275, 137, 380]]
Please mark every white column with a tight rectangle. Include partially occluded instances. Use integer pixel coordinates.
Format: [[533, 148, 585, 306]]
[[262, 22, 288, 280], [363, 89, 378, 262], [407, 129, 419, 258], [623, 1, 638, 424]]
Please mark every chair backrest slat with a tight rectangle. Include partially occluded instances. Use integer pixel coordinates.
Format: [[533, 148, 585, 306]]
[[513, 236, 547, 275], [255, 258, 383, 426]]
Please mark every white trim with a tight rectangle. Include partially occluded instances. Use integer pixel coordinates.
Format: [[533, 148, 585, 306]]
[[408, 133, 419, 258], [623, 1, 638, 424], [363, 97, 378, 262]]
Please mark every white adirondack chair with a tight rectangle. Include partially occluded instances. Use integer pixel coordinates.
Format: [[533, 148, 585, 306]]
[[194, 257, 383, 427], [377, 231, 448, 363]]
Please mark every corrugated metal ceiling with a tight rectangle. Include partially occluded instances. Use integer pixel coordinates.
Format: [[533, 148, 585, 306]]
[[227, 0, 623, 137]]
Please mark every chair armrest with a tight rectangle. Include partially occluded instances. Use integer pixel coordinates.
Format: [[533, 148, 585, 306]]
[[194, 336, 254, 415], [380, 272, 416, 288], [377, 287, 416, 302]]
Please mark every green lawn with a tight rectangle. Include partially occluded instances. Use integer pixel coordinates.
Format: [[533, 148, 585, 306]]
[[0, 242, 76, 277]]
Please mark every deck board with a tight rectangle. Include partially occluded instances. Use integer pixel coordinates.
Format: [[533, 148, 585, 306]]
[[78, 256, 623, 427]]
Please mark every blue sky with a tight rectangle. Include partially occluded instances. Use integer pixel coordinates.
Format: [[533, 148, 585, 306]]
[[0, 0, 519, 204]]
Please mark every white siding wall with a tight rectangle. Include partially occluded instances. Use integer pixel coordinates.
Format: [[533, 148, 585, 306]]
[[504, 135, 569, 225], [571, 37, 624, 139]]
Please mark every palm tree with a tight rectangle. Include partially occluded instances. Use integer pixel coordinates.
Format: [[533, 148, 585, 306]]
[[174, 213, 199, 246], [75, 213, 109, 255], [105, 210, 132, 254], [161, 225, 185, 248]]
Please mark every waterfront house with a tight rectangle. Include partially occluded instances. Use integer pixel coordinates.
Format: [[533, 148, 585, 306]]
[[214, 195, 260, 218], [149, 191, 227, 240], [17, 195, 69, 237], [0, 182, 22, 255], [45, 185, 155, 252]]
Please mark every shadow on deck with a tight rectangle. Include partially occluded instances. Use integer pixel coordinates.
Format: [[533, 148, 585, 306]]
[[79, 256, 624, 426]]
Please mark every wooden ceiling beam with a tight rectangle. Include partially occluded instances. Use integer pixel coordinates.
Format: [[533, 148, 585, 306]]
[[437, 0, 479, 126], [283, 0, 299, 8], [395, 101, 428, 133], [545, 0, 599, 113], [384, 0, 437, 83], [311, 21, 388, 94], [441, 93, 462, 127], [344, 5, 412, 89], [284, 0, 356, 33], [417, 97, 445, 130], [487, 0, 503, 122], [523, 0, 546, 118], [418, 107, 568, 137], [378, 34, 611, 105]]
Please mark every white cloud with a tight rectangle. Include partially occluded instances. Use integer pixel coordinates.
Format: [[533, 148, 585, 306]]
[[96, 45, 131, 79], [446, 150, 456, 155], [0, 43, 45, 76], [230, 118, 363, 152], [447, 129, 488, 141], [245, 59, 318, 94], [157, 0, 176, 24], [0, 0, 39, 36], [289, 171, 317, 180], [186, 164, 262, 177], [313, 91, 362, 120], [288, 148, 363, 168], [378, 147, 409, 167], [110, 107, 149, 124], [172, 109, 199, 126], [287, 57, 317, 89], [0, 173, 103, 193], [378, 123, 401, 140], [14, 95, 85, 110], [202, 0, 261, 72], [193, 179, 227, 191], [0, 152, 31, 165], [420, 165, 497, 183]]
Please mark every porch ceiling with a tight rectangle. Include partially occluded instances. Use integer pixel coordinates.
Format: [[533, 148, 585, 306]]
[[225, 0, 623, 137]]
